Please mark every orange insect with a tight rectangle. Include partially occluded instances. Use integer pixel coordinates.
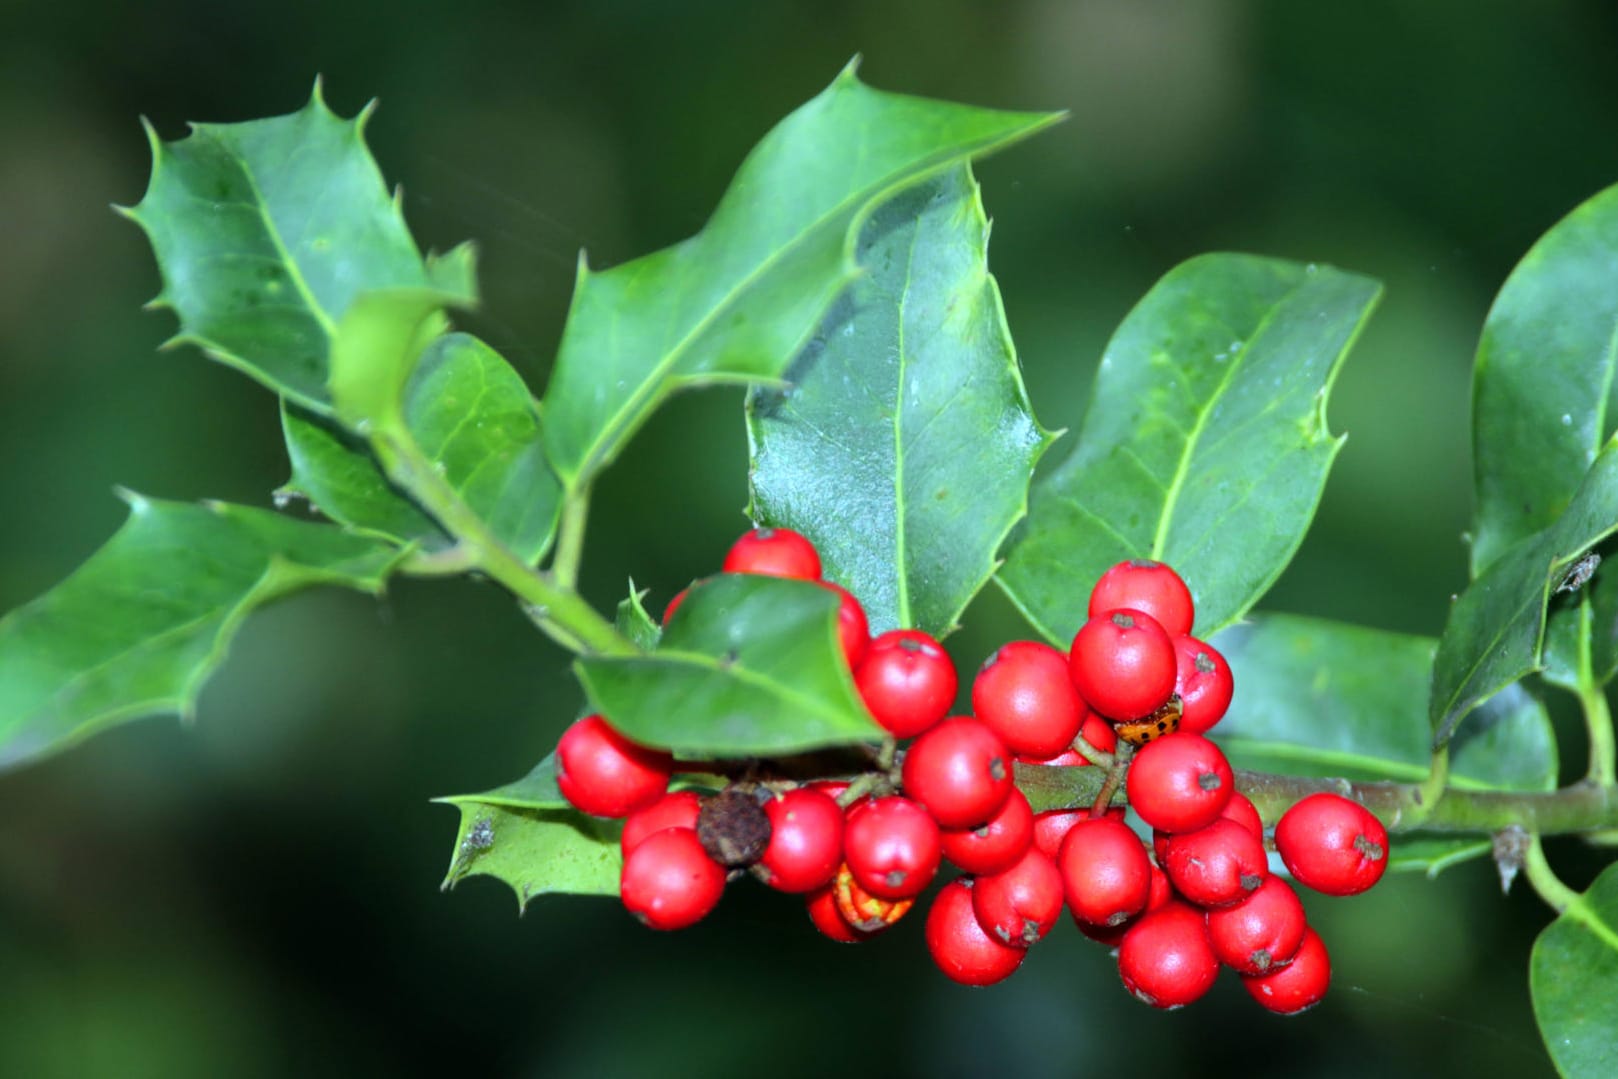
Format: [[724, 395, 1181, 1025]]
[[1113, 694, 1183, 747]]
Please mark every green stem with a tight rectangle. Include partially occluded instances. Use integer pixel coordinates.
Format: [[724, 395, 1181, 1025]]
[[1574, 599, 1617, 787], [1523, 834, 1581, 914], [377, 431, 634, 656], [551, 484, 592, 591]]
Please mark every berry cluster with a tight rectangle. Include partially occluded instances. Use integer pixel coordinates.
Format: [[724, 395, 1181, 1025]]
[[552, 530, 1391, 1016]]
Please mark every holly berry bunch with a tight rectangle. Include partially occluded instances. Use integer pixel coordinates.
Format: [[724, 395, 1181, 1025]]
[[551, 530, 1391, 1018]]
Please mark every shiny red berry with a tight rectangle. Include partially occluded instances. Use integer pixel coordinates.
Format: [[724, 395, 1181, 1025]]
[[1069, 609, 1177, 721], [1160, 818, 1268, 908], [1117, 900, 1220, 1009], [621, 790, 703, 855], [723, 527, 822, 579], [758, 787, 844, 893], [1219, 791, 1264, 839], [925, 878, 1025, 986], [940, 787, 1034, 876], [1088, 559, 1195, 637], [619, 827, 725, 930], [556, 714, 673, 818], [1242, 925, 1331, 1014], [1275, 793, 1389, 896], [973, 847, 1064, 947], [1173, 635, 1234, 735], [1125, 732, 1233, 834], [818, 581, 870, 668], [973, 640, 1088, 759], [843, 796, 942, 900], [1031, 807, 1084, 859], [902, 717, 1014, 829], [1207, 875, 1307, 975], [855, 629, 957, 738], [1058, 816, 1153, 928]]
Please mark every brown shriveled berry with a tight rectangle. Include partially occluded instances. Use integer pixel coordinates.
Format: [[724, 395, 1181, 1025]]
[[697, 786, 772, 867]]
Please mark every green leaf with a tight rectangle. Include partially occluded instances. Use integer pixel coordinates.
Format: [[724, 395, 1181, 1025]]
[[1211, 613, 1556, 874], [615, 583, 662, 652], [998, 255, 1381, 644], [1471, 183, 1618, 578], [443, 752, 568, 812], [540, 62, 1061, 494], [438, 801, 621, 909], [745, 165, 1053, 637], [0, 494, 403, 769], [575, 574, 882, 757], [1532, 861, 1618, 1078], [121, 84, 474, 412], [1431, 438, 1618, 749]]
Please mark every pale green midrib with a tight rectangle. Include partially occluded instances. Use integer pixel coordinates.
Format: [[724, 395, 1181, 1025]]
[[589, 650, 871, 730], [213, 133, 340, 340], [889, 192, 927, 629], [1149, 278, 1307, 559], [564, 127, 1045, 490]]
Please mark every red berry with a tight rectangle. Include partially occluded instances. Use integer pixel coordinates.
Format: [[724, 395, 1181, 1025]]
[[621, 790, 703, 855], [758, 787, 844, 893], [1275, 793, 1389, 896], [1089, 559, 1195, 637], [843, 796, 942, 900], [973, 847, 1065, 947], [1079, 713, 1120, 756], [1242, 925, 1331, 1014], [1032, 807, 1084, 859], [1219, 791, 1264, 840], [855, 629, 957, 738], [1117, 900, 1220, 1009], [1207, 875, 1307, 975], [619, 827, 725, 930], [973, 640, 1088, 759], [1125, 732, 1233, 834], [1058, 816, 1153, 928], [556, 714, 674, 818], [806, 882, 868, 942], [940, 787, 1034, 876], [1145, 860, 1174, 913], [1160, 818, 1268, 908], [662, 586, 690, 625], [925, 879, 1026, 986], [902, 717, 1014, 829], [1069, 609, 1177, 721], [818, 581, 870, 668], [1173, 635, 1234, 735], [832, 862, 913, 932], [723, 527, 822, 579]]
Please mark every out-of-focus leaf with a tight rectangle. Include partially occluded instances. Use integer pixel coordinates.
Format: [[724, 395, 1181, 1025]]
[[615, 584, 662, 652], [0, 494, 403, 769], [438, 801, 621, 909], [999, 255, 1380, 644], [1431, 439, 1618, 749], [121, 85, 475, 411], [746, 164, 1053, 636], [1532, 861, 1618, 1078], [575, 574, 881, 757], [541, 62, 1061, 494]]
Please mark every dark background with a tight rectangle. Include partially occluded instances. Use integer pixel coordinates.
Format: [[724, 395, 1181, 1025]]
[[2, 1, 1614, 1075]]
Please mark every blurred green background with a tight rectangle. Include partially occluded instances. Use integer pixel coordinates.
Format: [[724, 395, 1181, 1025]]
[[2, 1, 1615, 1075]]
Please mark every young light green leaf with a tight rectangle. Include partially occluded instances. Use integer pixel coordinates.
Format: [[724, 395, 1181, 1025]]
[[615, 582, 662, 651], [438, 801, 621, 909], [1471, 183, 1618, 577], [998, 256, 1381, 644], [575, 574, 881, 757], [1431, 439, 1618, 750], [745, 165, 1053, 637], [439, 752, 568, 812], [1531, 860, 1618, 1078], [1212, 613, 1556, 874], [0, 494, 403, 769], [540, 63, 1061, 494], [121, 85, 475, 412]]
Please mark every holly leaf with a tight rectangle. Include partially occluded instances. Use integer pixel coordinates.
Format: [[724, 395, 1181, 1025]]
[[287, 330, 559, 562], [540, 61, 1061, 494], [0, 494, 403, 769], [998, 255, 1381, 644], [442, 752, 569, 812], [1532, 861, 1618, 1078], [1211, 613, 1556, 874], [1431, 438, 1618, 750], [615, 583, 662, 652], [745, 164, 1053, 637], [438, 800, 621, 909], [120, 83, 475, 412], [1471, 183, 1618, 577], [575, 574, 881, 757]]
